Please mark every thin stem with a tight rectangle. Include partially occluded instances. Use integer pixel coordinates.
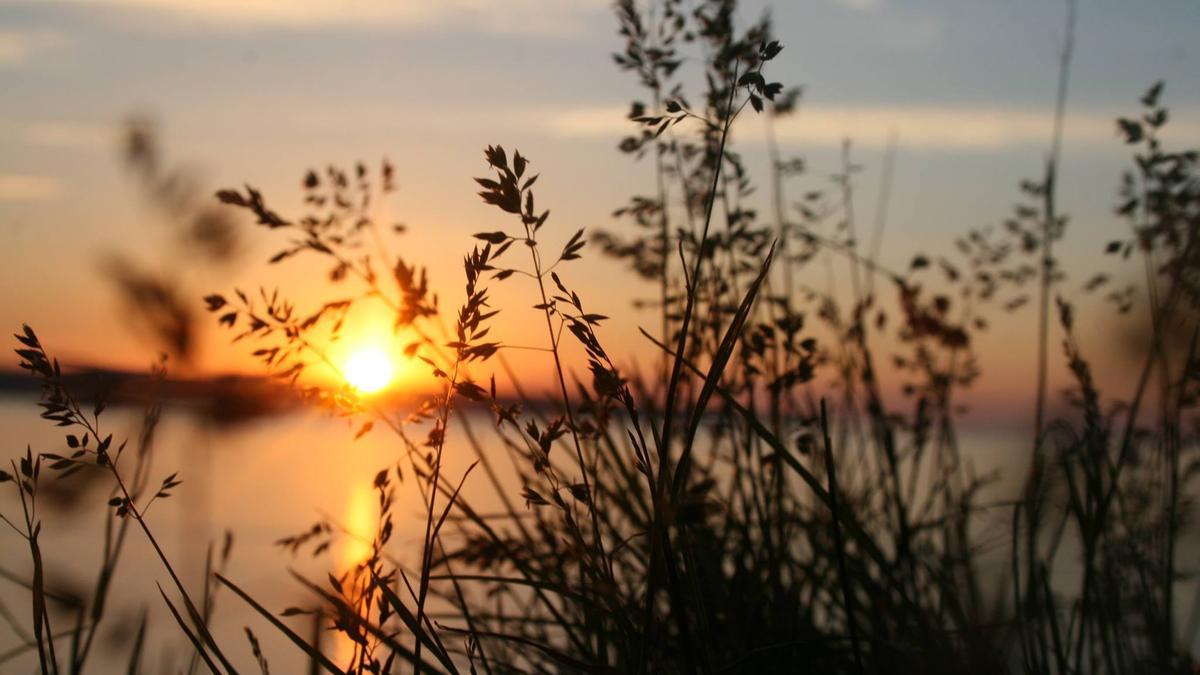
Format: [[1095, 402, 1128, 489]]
[[820, 400, 864, 675], [413, 357, 461, 675]]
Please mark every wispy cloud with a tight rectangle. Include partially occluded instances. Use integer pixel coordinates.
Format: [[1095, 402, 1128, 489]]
[[549, 107, 630, 140], [0, 29, 69, 67], [547, 103, 1200, 151], [0, 120, 114, 150], [0, 175, 62, 202], [3, 119, 113, 148], [45, 0, 608, 35], [771, 105, 1110, 151]]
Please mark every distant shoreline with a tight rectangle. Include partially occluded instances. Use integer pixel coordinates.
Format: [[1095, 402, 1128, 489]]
[[0, 366, 300, 423]]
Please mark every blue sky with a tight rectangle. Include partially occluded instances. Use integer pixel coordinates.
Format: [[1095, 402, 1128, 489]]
[[1, 0, 1198, 409]]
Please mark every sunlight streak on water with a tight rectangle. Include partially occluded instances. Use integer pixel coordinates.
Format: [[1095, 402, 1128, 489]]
[[339, 481, 376, 571], [335, 481, 378, 666]]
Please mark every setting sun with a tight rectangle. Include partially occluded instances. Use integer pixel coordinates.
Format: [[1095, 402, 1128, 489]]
[[342, 346, 395, 393]]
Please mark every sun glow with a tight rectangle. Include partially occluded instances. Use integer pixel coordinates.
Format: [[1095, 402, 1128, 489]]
[[342, 346, 395, 393]]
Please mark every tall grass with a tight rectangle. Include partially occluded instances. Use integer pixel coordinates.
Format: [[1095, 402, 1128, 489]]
[[3, 0, 1198, 673]]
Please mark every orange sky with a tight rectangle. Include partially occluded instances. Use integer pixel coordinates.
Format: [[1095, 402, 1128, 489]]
[[2, 0, 1197, 428]]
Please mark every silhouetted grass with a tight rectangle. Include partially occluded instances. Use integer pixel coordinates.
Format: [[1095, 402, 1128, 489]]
[[3, 0, 1198, 673]]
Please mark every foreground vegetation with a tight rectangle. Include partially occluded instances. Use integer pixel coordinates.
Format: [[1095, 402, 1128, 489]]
[[3, 0, 1198, 672]]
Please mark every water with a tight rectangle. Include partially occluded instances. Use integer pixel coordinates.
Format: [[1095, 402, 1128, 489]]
[[0, 396, 498, 673]]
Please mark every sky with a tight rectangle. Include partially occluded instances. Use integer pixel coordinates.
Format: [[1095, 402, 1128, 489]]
[[1, 0, 1198, 420]]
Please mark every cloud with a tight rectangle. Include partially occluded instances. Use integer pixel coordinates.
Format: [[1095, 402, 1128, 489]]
[[547, 103, 1200, 152], [44, 0, 608, 35], [772, 105, 1087, 150], [0, 119, 113, 151], [771, 105, 1200, 150], [550, 107, 628, 139], [0, 175, 62, 201], [0, 29, 69, 67], [23, 121, 114, 149]]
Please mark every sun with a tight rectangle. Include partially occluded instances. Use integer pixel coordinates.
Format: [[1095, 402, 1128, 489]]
[[342, 346, 395, 394]]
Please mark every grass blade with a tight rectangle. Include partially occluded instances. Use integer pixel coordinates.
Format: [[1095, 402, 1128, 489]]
[[671, 240, 776, 500], [125, 609, 148, 675], [214, 573, 344, 675], [158, 584, 220, 675], [290, 571, 453, 675]]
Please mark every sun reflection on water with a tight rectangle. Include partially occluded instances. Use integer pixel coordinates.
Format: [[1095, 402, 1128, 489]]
[[335, 481, 378, 665]]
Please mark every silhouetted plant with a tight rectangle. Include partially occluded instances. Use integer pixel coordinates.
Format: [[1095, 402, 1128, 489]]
[[7, 325, 236, 673], [3, 1, 1198, 673]]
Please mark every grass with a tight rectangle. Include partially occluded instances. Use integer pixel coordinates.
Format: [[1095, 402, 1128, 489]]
[[2, 0, 1199, 673]]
